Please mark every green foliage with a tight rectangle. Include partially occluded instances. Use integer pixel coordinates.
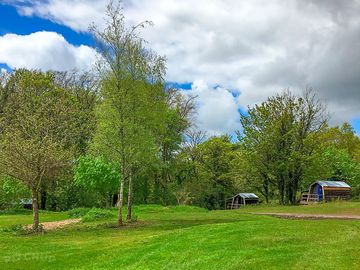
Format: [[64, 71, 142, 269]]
[[240, 90, 328, 204], [194, 136, 237, 209], [172, 135, 238, 209], [0, 209, 32, 216], [75, 156, 118, 189], [321, 147, 360, 184], [90, 2, 191, 224], [0, 224, 27, 235], [68, 207, 115, 222], [0, 223, 45, 235], [81, 208, 115, 222], [0, 177, 29, 210], [0, 69, 94, 228], [74, 155, 120, 206], [68, 208, 92, 218], [303, 124, 360, 197]]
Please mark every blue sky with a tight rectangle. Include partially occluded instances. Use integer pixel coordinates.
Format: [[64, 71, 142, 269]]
[[0, 1, 359, 135], [0, 5, 93, 46]]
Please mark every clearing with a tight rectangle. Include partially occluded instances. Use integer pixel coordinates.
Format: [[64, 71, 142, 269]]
[[0, 202, 359, 270]]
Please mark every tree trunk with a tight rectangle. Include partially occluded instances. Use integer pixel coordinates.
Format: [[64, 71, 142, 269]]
[[31, 188, 40, 231], [105, 193, 111, 208], [126, 173, 133, 222], [278, 175, 285, 205], [286, 183, 292, 205], [263, 178, 270, 203], [40, 191, 46, 210], [117, 175, 124, 227], [154, 173, 161, 204]]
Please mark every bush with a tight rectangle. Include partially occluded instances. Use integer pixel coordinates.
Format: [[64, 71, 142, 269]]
[[69, 207, 115, 222], [82, 208, 115, 222], [68, 208, 91, 218]]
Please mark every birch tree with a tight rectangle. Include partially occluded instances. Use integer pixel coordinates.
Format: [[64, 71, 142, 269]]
[[91, 2, 166, 225]]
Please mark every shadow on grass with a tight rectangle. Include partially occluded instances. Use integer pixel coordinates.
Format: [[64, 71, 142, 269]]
[[67, 214, 263, 236]]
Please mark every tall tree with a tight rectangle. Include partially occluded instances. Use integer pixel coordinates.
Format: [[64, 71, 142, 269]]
[[0, 69, 82, 230], [198, 136, 238, 209], [91, 2, 166, 225], [41, 71, 98, 210], [303, 124, 360, 191], [240, 90, 328, 204], [151, 88, 196, 204]]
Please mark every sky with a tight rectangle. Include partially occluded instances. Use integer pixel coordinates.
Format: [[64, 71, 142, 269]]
[[0, 0, 359, 135]]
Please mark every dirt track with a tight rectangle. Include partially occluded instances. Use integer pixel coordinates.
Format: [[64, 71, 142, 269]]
[[252, 212, 360, 220]]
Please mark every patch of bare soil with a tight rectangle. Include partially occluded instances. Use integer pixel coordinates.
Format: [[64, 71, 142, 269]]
[[27, 218, 81, 231], [252, 213, 360, 220]]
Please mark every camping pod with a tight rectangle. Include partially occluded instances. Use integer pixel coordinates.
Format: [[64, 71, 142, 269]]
[[307, 181, 351, 203], [225, 193, 259, 209]]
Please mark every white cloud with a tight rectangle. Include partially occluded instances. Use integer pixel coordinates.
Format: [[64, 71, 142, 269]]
[[185, 80, 240, 135], [5, 0, 108, 32], [5, 0, 360, 132], [0, 31, 97, 71]]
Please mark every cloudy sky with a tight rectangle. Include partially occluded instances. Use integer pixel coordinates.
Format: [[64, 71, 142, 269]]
[[1, 0, 359, 135]]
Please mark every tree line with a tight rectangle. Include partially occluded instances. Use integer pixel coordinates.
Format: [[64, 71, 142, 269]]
[[0, 2, 359, 230]]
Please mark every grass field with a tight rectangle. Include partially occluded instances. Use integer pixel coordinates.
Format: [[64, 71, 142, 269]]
[[0, 202, 359, 270]]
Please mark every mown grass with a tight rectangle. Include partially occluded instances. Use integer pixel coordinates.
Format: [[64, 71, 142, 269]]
[[0, 203, 359, 269], [0, 210, 69, 228]]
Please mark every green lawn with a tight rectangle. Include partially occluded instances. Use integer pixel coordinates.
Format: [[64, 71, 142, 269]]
[[0, 211, 69, 228], [0, 203, 359, 270]]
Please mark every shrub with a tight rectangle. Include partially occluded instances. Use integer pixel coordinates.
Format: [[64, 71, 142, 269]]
[[81, 208, 115, 222], [68, 208, 91, 218]]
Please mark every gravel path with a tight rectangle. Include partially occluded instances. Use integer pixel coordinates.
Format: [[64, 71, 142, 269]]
[[252, 212, 360, 220], [27, 218, 81, 231]]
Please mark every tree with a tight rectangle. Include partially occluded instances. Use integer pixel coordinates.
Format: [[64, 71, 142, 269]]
[[303, 124, 360, 195], [91, 2, 166, 225], [240, 89, 328, 204], [0, 69, 83, 230], [40, 71, 98, 210], [151, 89, 196, 204], [53, 71, 98, 156], [316, 123, 360, 161], [187, 136, 237, 209]]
